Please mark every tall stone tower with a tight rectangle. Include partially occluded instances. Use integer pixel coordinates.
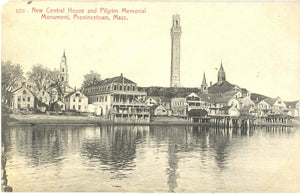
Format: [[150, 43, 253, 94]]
[[60, 50, 69, 91], [170, 14, 182, 87], [201, 72, 208, 94], [217, 62, 226, 85]]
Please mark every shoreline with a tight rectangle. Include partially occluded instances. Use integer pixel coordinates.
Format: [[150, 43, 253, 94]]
[[3, 114, 297, 127]]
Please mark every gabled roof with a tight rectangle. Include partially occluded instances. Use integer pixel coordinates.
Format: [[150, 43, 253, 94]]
[[250, 93, 268, 104], [146, 96, 161, 102], [88, 74, 136, 87], [64, 91, 86, 99], [264, 97, 277, 105], [11, 85, 36, 97], [284, 101, 299, 109]]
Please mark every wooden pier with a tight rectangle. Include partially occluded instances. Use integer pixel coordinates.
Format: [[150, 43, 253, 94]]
[[190, 114, 293, 128]]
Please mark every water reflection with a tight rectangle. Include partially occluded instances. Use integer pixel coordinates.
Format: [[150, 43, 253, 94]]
[[2, 124, 298, 192], [81, 126, 149, 180]]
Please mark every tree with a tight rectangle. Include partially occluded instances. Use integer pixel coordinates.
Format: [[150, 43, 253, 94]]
[[1, 60, 24, 107], [82, 70, 101, 88], [27, 64, 53, 92], [48, 69, 65, 101]]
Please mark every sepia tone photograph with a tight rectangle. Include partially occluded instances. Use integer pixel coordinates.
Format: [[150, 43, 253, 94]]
[[1, 0, 300, 192]]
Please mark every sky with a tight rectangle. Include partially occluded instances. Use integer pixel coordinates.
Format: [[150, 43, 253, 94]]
[[1, 1, 300, 101]]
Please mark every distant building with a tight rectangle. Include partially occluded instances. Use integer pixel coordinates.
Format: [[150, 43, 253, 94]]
[[10, 82, 35, 111], [64, 91, 88, 112], [170, 14, 182, 87]]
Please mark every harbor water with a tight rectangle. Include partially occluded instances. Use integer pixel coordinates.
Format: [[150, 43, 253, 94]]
[[2, 124, 300, 192]]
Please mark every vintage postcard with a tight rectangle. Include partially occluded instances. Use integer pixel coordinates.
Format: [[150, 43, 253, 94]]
[[1, 0, 300, 192]]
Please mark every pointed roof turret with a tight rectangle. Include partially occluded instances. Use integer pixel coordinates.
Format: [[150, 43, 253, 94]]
[[217, 61, 226, 85], [63, 49, 66, 58], [201, 72, 207, 86]]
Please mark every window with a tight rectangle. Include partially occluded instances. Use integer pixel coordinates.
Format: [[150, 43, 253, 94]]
[[73, 105, 75, 110], [62, 77, 64, 81], [78, 105, 81, 110], [79, 98, 81, 102], [105, 96, 107, 102], [23, 97, 26, 101], [62, 68, 64, 72], [73, 98, 75, 102], [27, 97, 30, 102], [75, 93, 80, 97], [27, 104, 30, 108], [23, 90, 26, 94], [42, 91, 45, 95], [18, 96, 21, 102], [17, 104, 21, 108], [114, 85, 117, 90]]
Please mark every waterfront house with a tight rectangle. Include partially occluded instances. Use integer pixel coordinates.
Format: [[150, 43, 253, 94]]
[[257, 97, 286, 116], [171, 93, 214, 117], [265, 97, 286, 114], [145, 96, 161, 107], [240, 92, 255, 108], [64, 91, 88, 112], [10, 82, 35, 112], [150, 105, 168, 116], [219, 106, 240, 117], [215, 95, 241, 110], [285, 100, 299, 117], [161, 97, 172, 115], [83, 73, 150, 122], [36, 88, 51, 105]]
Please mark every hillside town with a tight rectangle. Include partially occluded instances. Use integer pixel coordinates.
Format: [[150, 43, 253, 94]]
[[2, 15, 300, 125]]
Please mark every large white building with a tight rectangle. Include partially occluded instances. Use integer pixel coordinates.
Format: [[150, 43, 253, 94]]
[[83, 74, 150, 122]]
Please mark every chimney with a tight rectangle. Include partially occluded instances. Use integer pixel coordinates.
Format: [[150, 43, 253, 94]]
[[210, 81, 212, 87], [121, 73, 123, 77]]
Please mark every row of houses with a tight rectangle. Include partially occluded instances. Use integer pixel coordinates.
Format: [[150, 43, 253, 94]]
[[10, 82, 89, 113], [9, 74, 300, 120], [149, 88, 300, 118]]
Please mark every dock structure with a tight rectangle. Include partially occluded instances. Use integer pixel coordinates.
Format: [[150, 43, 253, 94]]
[[189, 114, 292, 128]]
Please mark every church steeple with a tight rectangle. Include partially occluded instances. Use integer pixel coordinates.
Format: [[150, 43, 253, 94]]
[[217, 61, 226, 85], [60, 50, 68, 91], [201, 72, 208, 94]]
